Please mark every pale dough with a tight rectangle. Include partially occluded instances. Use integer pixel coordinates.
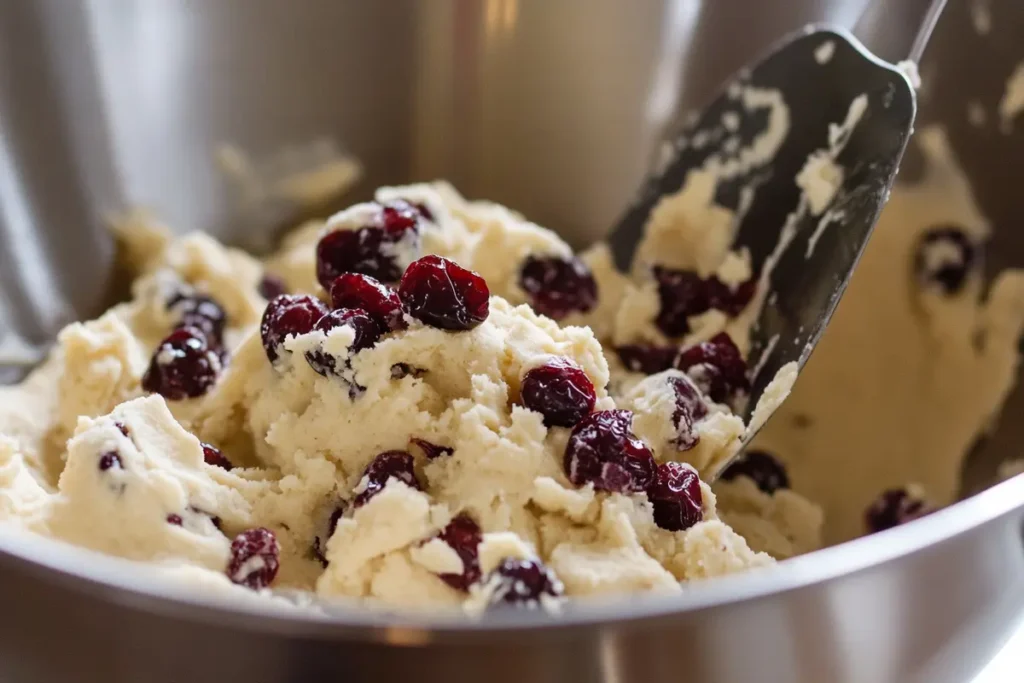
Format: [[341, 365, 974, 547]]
[[0, 180, 804, 613]]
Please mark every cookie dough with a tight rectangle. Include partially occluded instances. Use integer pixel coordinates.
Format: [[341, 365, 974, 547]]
[[0, 179, 805, 613]]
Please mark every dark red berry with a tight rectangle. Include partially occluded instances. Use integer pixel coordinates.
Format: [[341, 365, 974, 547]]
[[521, 358, 596, 428], [167, 514, 183, 526], [142, 326, 222, 400], [564, 410, 656, 493], [98, 451, 123, 471], [411, 438, 454, 460], [865, 488, 933, 533], [518, 255, 597, 320], [665, 374, 708, 451], [485, 557, 564, 609], [915, 226, 979, 295], [304, 308, 382, 377], [260, 294, 329, 363], [647, 461, 703, 532], [720, 450, 789, 494], [257, 273, 288, 300], [227, 527, 280, 590], [674, 332, 750, 404], [399, 255, 489, 330], [354, 451, 422, 507], [435, 514, 483, 591], [615, 344, 679, 375], [653, 267, 754, 337], [167, 293, 227, 346], [315, 200, 422, 288], [312, 503, 347, 567], [201, 443, 233, 470], [330, 273, 407, 331]]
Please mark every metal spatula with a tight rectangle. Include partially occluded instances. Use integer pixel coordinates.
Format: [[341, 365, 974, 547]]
[[606, 3, 945, 472]]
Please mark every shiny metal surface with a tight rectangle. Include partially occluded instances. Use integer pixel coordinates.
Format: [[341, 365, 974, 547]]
[[0, 1, 1023, 682]]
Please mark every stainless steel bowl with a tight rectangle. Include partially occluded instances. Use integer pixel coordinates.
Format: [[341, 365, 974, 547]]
[[1, 2, 1023, 682]]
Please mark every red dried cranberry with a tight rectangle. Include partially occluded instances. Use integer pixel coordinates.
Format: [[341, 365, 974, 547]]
[[674, 332, 750, 404], [665, 374, 708, 451], [615, 345, 679, 375], [167, 293, 227, 346], [720, 450, 789, 494], [521, 358, 596, 428], [564, 410, 656, 493], [260, 294, 329, 363], [167, 514, 183, 526], [257, 273, 288, 300], [647, 461, 704, 532], [485, 557, 564, 609], [653, 267, 754, 336], [914, 226, 979, 295], [411, 438, 454, 460], [227, 527, 280, 590], [354, 451, 422, 507], [865, 488, 933, 532], [518, 255, 598, 320], [304, 308, 382, 377], [399, 255, 489, 330], [142, 326, 222, 400], [435, 514, 483, 591], [330, 273, 407, 331], [312, 504, 347, 567], [98, 451, 123, 471], [201, 443, 233, 470], [315, 201, 422, 287]]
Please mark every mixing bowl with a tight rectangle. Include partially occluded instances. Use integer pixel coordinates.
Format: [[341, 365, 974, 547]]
[[1, 1, 1023, 681]]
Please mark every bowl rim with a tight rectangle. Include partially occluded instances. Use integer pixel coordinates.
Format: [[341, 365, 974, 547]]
[[2, 471, 1022, 642]]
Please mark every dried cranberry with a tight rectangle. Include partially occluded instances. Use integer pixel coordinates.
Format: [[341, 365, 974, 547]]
[[647, 462, 703, 532], [720, 450, 789, 494], [411, 438, 454, 460], [485, 557, 564, 609], [399, 255, 489, 330], [521, 358, 596, 428], [615, 344, 679, 375], [167, 293, 227, 346], [316, 201, 422, 287], [330, 273, 407, 332], [167, 514, 183, 526], [312, 504, 347, 567], [564, 410, 656, 493], [914, 226, 979, 295], [518, 255, 598, 320], [98, 451, 122, 471], [435, 514, 483, 591], [227, 528, 280, 590], [865, 488, 933, 533], [653, 267, 754, 336], [260, 294, 329, 363], [674, 332, 750, 404], [142, 326, 222, 400], [257, 273, 288, 300], [304, 308, 382, 377], [354, 451, 422, 507], [201, 443, 233, 470], [665, 374, 708, 451]]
